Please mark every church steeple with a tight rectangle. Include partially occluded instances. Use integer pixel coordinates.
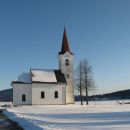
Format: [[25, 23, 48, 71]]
[[58, 27, 74, 104], [59, 28, 73, 55]]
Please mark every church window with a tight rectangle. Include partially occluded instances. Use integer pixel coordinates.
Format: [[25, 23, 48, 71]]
[[22, 94, 26, 102], [65, 59, 69, 66], [55, 91, 58, 98], [41, 91, 45, 98], [66, 74, 70, 78]]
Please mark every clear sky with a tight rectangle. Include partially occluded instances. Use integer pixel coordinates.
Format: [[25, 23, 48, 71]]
[[0, 0, 130, 94]]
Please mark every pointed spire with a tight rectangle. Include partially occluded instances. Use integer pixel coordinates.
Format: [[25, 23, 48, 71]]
[[59, 27, 73, 55]]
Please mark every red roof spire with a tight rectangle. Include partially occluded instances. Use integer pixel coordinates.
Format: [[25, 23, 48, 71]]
[[59, 27, 73, 55]]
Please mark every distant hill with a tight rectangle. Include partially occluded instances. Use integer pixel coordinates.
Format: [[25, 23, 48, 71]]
[[75, 89, 130, 101], [0, 88, 13, 102], [0, 88, 130, 102], [95, 89, 130, 100]]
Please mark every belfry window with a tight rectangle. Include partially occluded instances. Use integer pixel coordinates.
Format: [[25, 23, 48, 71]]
[[22, 94, 26, 102], [41, 91, 45, 98], [55, 91, 58, 98], [65, 59, 69, 66], [66, 74, 70, 78]]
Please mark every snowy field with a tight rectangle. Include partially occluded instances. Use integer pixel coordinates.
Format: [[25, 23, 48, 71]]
[[2, 100, 130, 130]]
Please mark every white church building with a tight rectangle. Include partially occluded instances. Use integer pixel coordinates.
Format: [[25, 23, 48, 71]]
[[12, 28, 74, 105]]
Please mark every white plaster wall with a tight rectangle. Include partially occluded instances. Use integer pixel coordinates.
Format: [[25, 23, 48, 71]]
[[13, 83, 32, 105], [32, 83, 66, 105], [66, 85, 74, 103]]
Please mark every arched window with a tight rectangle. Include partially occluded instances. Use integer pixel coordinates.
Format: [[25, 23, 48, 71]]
[[55, 91, 58, 98], [41, 91, 45, 98], [65, 59, 69, 66], [22, 94, 26, 102]]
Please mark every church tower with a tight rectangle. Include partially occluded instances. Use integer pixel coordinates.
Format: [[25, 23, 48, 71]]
[[58, 28, 74, 104]]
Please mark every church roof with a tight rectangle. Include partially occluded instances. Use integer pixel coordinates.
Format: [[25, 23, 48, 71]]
[[31, 69, 57, 83], [54, 70, 67, 84], [59, 28, 73, 55], [13, 72, 32, 84], [12, 69, 66, 84]]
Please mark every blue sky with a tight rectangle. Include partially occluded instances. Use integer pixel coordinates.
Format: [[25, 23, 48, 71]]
[[0, 0, 130, 94]]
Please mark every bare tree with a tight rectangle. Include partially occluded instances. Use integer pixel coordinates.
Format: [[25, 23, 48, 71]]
[[75, 61, 84, 105], [75, 59, 95, 105], [82, 59, 94, 105]]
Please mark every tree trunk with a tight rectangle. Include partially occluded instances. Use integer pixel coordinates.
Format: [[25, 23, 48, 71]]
[[86, 86, 88, 105], [80, 85, 83, 105]]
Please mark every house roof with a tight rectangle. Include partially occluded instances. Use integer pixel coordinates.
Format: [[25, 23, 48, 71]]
[[59, 28, 73, 55], [12, 69, 66, 84]]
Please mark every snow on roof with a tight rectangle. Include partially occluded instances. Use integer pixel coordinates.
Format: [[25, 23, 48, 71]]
[[12, 69, 66, 84], [31, 69, 57, 83], [15, 72, 31, 83]]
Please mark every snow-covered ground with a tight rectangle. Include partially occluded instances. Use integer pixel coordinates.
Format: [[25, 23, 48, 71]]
[[2, 100, 130, 130]]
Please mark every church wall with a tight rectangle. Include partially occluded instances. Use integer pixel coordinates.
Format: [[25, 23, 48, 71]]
[[66, 85, 74, 103], [59, 52, 74, 104], [13, 83, 32, 105], [32, 83, 66, 105], [59, 53, 73, 75]]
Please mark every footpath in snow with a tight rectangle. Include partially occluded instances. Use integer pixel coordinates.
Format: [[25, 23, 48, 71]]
[[2, 100, 130, 130]]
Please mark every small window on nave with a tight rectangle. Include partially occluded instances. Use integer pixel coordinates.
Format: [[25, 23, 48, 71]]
[[55, 91, 58, 98], [41, 91, 45, 98], [22, 94, 26, 102]]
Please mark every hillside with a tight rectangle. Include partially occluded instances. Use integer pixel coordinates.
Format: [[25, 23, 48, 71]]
[[75, 89, 130, 101], [98, 89, 130, 100], [0, 88, 13, 102]]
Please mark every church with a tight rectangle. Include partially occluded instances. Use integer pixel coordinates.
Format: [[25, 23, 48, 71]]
[[12, 28, 74, 105]]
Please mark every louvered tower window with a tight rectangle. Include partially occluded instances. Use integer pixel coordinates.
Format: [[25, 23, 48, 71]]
[[65, 59, 69, 66]]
